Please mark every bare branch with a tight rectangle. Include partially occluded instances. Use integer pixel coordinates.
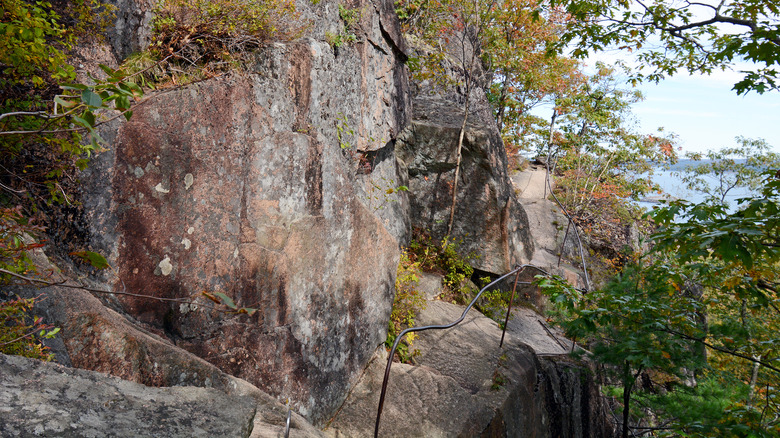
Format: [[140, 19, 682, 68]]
[[0, 111, 62, 121], [685, 2, 718, 12], [0, 328, 43, 347], [0, 267, 226, 312]]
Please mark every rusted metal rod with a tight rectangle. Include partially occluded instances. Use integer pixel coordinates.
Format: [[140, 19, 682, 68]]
[[499, 270, 522, 348], [284, 399, 291, 438], [498, 265, 556, 348]]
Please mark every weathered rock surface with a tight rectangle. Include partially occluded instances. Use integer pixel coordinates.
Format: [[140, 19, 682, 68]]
[[2, 250, 326, 438], [396, 40, 533, 274], [104, 0, 153, 60], [510, 166, 588, 305], [63, 0, 411, 425], [326, 299, 614, 437], [3, 248, 230, 388], [0, 353, 255, 437]]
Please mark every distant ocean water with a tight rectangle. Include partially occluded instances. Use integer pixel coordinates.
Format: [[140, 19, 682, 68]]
[[636, 159, 755, 212]]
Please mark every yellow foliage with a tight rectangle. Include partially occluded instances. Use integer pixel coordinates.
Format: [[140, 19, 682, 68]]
[[386, 249, 427, 363]]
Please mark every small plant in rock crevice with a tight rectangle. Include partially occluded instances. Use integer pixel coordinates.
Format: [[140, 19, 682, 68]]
[[151, 0, 305, 61], [386, 249, 427, 363], [326, 3, 361, 49], [0, 295, 60, 361], [408, 231, 478, 304], [335, 112, 355, 150], [491, 353, 510, 390], [334, 113, 370, 172], [142, 0, 307, 88], [407, 231, 517, 328], [366, 177, 408, 212], [475, 275, 514, 328]]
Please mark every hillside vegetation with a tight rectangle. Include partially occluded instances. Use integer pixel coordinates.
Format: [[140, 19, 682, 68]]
[[2, 0, 779, 436]]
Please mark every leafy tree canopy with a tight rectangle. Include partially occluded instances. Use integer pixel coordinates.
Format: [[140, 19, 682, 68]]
[[550, 0, 780, 94]]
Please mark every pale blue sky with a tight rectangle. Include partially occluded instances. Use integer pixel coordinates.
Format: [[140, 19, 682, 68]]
[[579, 1, 780, 155], [631, 72, 780, 154], [527, 55, 780, 156]]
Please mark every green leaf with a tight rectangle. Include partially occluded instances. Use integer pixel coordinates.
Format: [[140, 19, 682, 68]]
[[90, 131, 105, 149], [45, 327, 61, 338], [120, 81, 144, 99], [81, 110, 95, 127], [81, 90, 102, 108], [72, 115, 91, 130], [116, 95, 131, 112], [53, 95, 76, 109], [61, 83, 88, 91], [69, 250, 110, 269], [98, 63, 117, 77], [212, 292, 237, 309]]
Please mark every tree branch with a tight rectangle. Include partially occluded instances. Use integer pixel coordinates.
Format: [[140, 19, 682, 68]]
[[662, 326, 780, 374], [0, 111, 62, 121], [0, 268, 226, 312], [0, 327, 45, 347]]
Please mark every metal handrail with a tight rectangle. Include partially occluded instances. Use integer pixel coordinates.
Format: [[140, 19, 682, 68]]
[[541, 135, 592, 293], [284, 398, 291, 438], [373, 263, 554, 438]]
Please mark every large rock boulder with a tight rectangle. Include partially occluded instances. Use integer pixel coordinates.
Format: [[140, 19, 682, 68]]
[[0, 353, 255, 438], [60, 0, 411, 426], [396, 39, 533, 274], [0, 352, 328, 437], [2, 250, 326, 438], [326, 299, 614, 437]]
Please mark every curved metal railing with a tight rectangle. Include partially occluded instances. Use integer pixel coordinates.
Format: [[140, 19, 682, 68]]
[[373, 263, 557, 438]]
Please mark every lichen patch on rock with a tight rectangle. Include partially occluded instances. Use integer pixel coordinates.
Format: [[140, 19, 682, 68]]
[[157, 256, 173, 276]]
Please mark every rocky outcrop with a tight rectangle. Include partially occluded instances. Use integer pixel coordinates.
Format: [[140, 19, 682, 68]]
[[2, 0, 609, 434], [59, 0, 411, 426], [104, 0, 153, 60], [0, 353, 255, 438], [107, 73, 398, 423], [326, 298, 614, 437], [2, 250, 325, 437], [396, 40, 533, 274], [0, 352, 329, 437], [510, 166, 589, 305]]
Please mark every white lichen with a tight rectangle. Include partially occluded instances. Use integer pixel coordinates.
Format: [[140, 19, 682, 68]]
[[158, 256, 173, 276]]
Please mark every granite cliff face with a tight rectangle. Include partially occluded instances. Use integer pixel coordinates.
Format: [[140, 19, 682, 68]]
[[3, 0, 606, 434], [75, 0, 411, 425]]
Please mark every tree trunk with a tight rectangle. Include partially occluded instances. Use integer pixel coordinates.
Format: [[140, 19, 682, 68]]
[[495, 72, 511, 132], [748, 355, 761, 407], [621, 362, 642, 438], [447, 85, 471, 237], [544, 109, 558, 198], [622, 366, 632, 438]]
